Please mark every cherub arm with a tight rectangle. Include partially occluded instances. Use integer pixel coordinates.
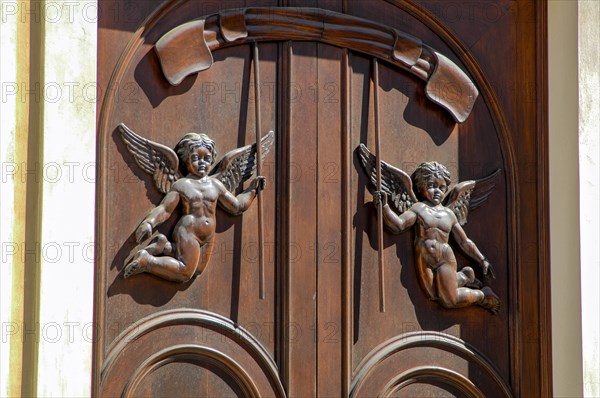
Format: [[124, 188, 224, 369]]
[[217, 176, 266, 216], [136, 191, 181, 242], [374, 191, 417, 234], [451, 219, 496, 279]]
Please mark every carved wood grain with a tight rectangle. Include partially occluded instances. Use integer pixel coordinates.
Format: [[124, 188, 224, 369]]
[[342, 48, 353, 398], [95, 1, 550, 396]]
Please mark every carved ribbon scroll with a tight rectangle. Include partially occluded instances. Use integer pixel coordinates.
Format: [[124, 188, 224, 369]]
[[154, 7, 479, 123]]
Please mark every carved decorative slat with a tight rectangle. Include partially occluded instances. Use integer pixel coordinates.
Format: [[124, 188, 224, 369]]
[[275, 40, 294, 391], [252, 42, 265, 300], [315, 43, 345, 396], [342, 48, 352, 398], [286, 42, 318, 396], [372, 58, 385, 313]]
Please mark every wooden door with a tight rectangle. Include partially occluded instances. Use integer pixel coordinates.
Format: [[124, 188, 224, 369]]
[[94, 1, 550, 397]]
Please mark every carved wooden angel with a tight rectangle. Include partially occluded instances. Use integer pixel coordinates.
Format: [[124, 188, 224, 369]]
[[358, 144, 501, 313], [118, 123, 274, 283]]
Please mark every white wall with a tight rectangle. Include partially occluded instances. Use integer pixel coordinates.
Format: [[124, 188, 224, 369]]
[[0, 1, 97, 396], [578, 1, 600, 396], [35, 1, 97, 396], [0, 3, 20, 395]]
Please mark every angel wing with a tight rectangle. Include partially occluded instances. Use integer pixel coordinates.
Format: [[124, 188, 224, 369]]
[[210, 131, 275, 192], [357, 144, 418, 213], [118, 123, 182, 195], [445, 169, 501, 225]]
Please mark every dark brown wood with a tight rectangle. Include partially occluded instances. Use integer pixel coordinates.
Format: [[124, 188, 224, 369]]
[[342, 48, 353, 398], [94, 1, 551, 397], [372, 58, 386, 313], [286, 41, 318, 397], [252, 42, 266, 300]]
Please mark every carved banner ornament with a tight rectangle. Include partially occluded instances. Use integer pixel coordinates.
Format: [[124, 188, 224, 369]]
[[153, 7, 479, 123], [118, 123, 274, 283], [358, 144, 501, 313]]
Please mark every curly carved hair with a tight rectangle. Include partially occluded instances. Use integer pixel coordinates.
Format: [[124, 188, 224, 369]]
[[411, 161, 451, 199], [175, 132, 216, 161], [174, 133, 217, 176]]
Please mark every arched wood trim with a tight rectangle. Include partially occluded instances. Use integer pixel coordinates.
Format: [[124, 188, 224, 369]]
[[121, 345, 259, 398], [380, 366, 486, 398], [100, 309, 286, 398], [350, 331, 513, 398]]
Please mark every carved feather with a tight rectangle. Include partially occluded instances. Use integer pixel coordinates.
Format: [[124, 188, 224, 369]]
[[357, 143, 418, 213], [445, 169, 500, 225], [210, 131, 275, 193], [118, 123, 181, 195]]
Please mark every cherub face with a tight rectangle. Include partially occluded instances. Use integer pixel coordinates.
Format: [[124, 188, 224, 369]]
[[420, 176, 447, 205], [185, 146, 213, 178]]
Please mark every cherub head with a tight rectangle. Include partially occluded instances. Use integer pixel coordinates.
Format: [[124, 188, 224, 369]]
[[175, 133, 217, 178], [411, 161, 451, 205]]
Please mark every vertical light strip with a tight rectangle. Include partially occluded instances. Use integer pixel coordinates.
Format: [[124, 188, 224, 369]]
[[36, 0, 97, 396], [0, 0, 30, 395], [548, 1, 584, 397], [578, 1, 600, 397]]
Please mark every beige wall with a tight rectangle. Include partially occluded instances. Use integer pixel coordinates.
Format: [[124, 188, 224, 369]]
[[548, 1, 584, 397]]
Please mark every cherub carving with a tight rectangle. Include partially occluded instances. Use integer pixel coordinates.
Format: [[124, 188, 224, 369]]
[[358, 144, 501, 313], [118, 123, 274, 283]]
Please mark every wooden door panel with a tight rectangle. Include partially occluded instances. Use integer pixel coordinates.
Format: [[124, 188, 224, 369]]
[[347, 51, 510, 397], [95, 1, 549, 396], [315, 43, 345, 397], [102, 41, 280, 353], [286, 41, 319, 396]]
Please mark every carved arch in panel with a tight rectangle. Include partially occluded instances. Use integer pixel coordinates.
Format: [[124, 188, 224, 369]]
[[99, 309, 285, 397], [351, 332, 513, 397]]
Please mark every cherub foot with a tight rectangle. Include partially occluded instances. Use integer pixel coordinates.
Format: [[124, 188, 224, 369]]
[[123, 250, 150, 279], [480, 286, 501, 314]]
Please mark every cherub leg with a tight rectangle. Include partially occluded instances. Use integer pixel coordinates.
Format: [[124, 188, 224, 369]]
[[144, 233, 174, 256], [457, 266, 477, 287], [435, 264, 485, 309], [415, 253, 436, 300], [124, 231, 201, 282], [123, 234, 174, 278], [146, 232, 201, 282]]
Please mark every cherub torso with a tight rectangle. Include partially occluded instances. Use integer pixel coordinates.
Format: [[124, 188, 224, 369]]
[[171, 177, 223, 243], [411, 202, 457, 268]]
